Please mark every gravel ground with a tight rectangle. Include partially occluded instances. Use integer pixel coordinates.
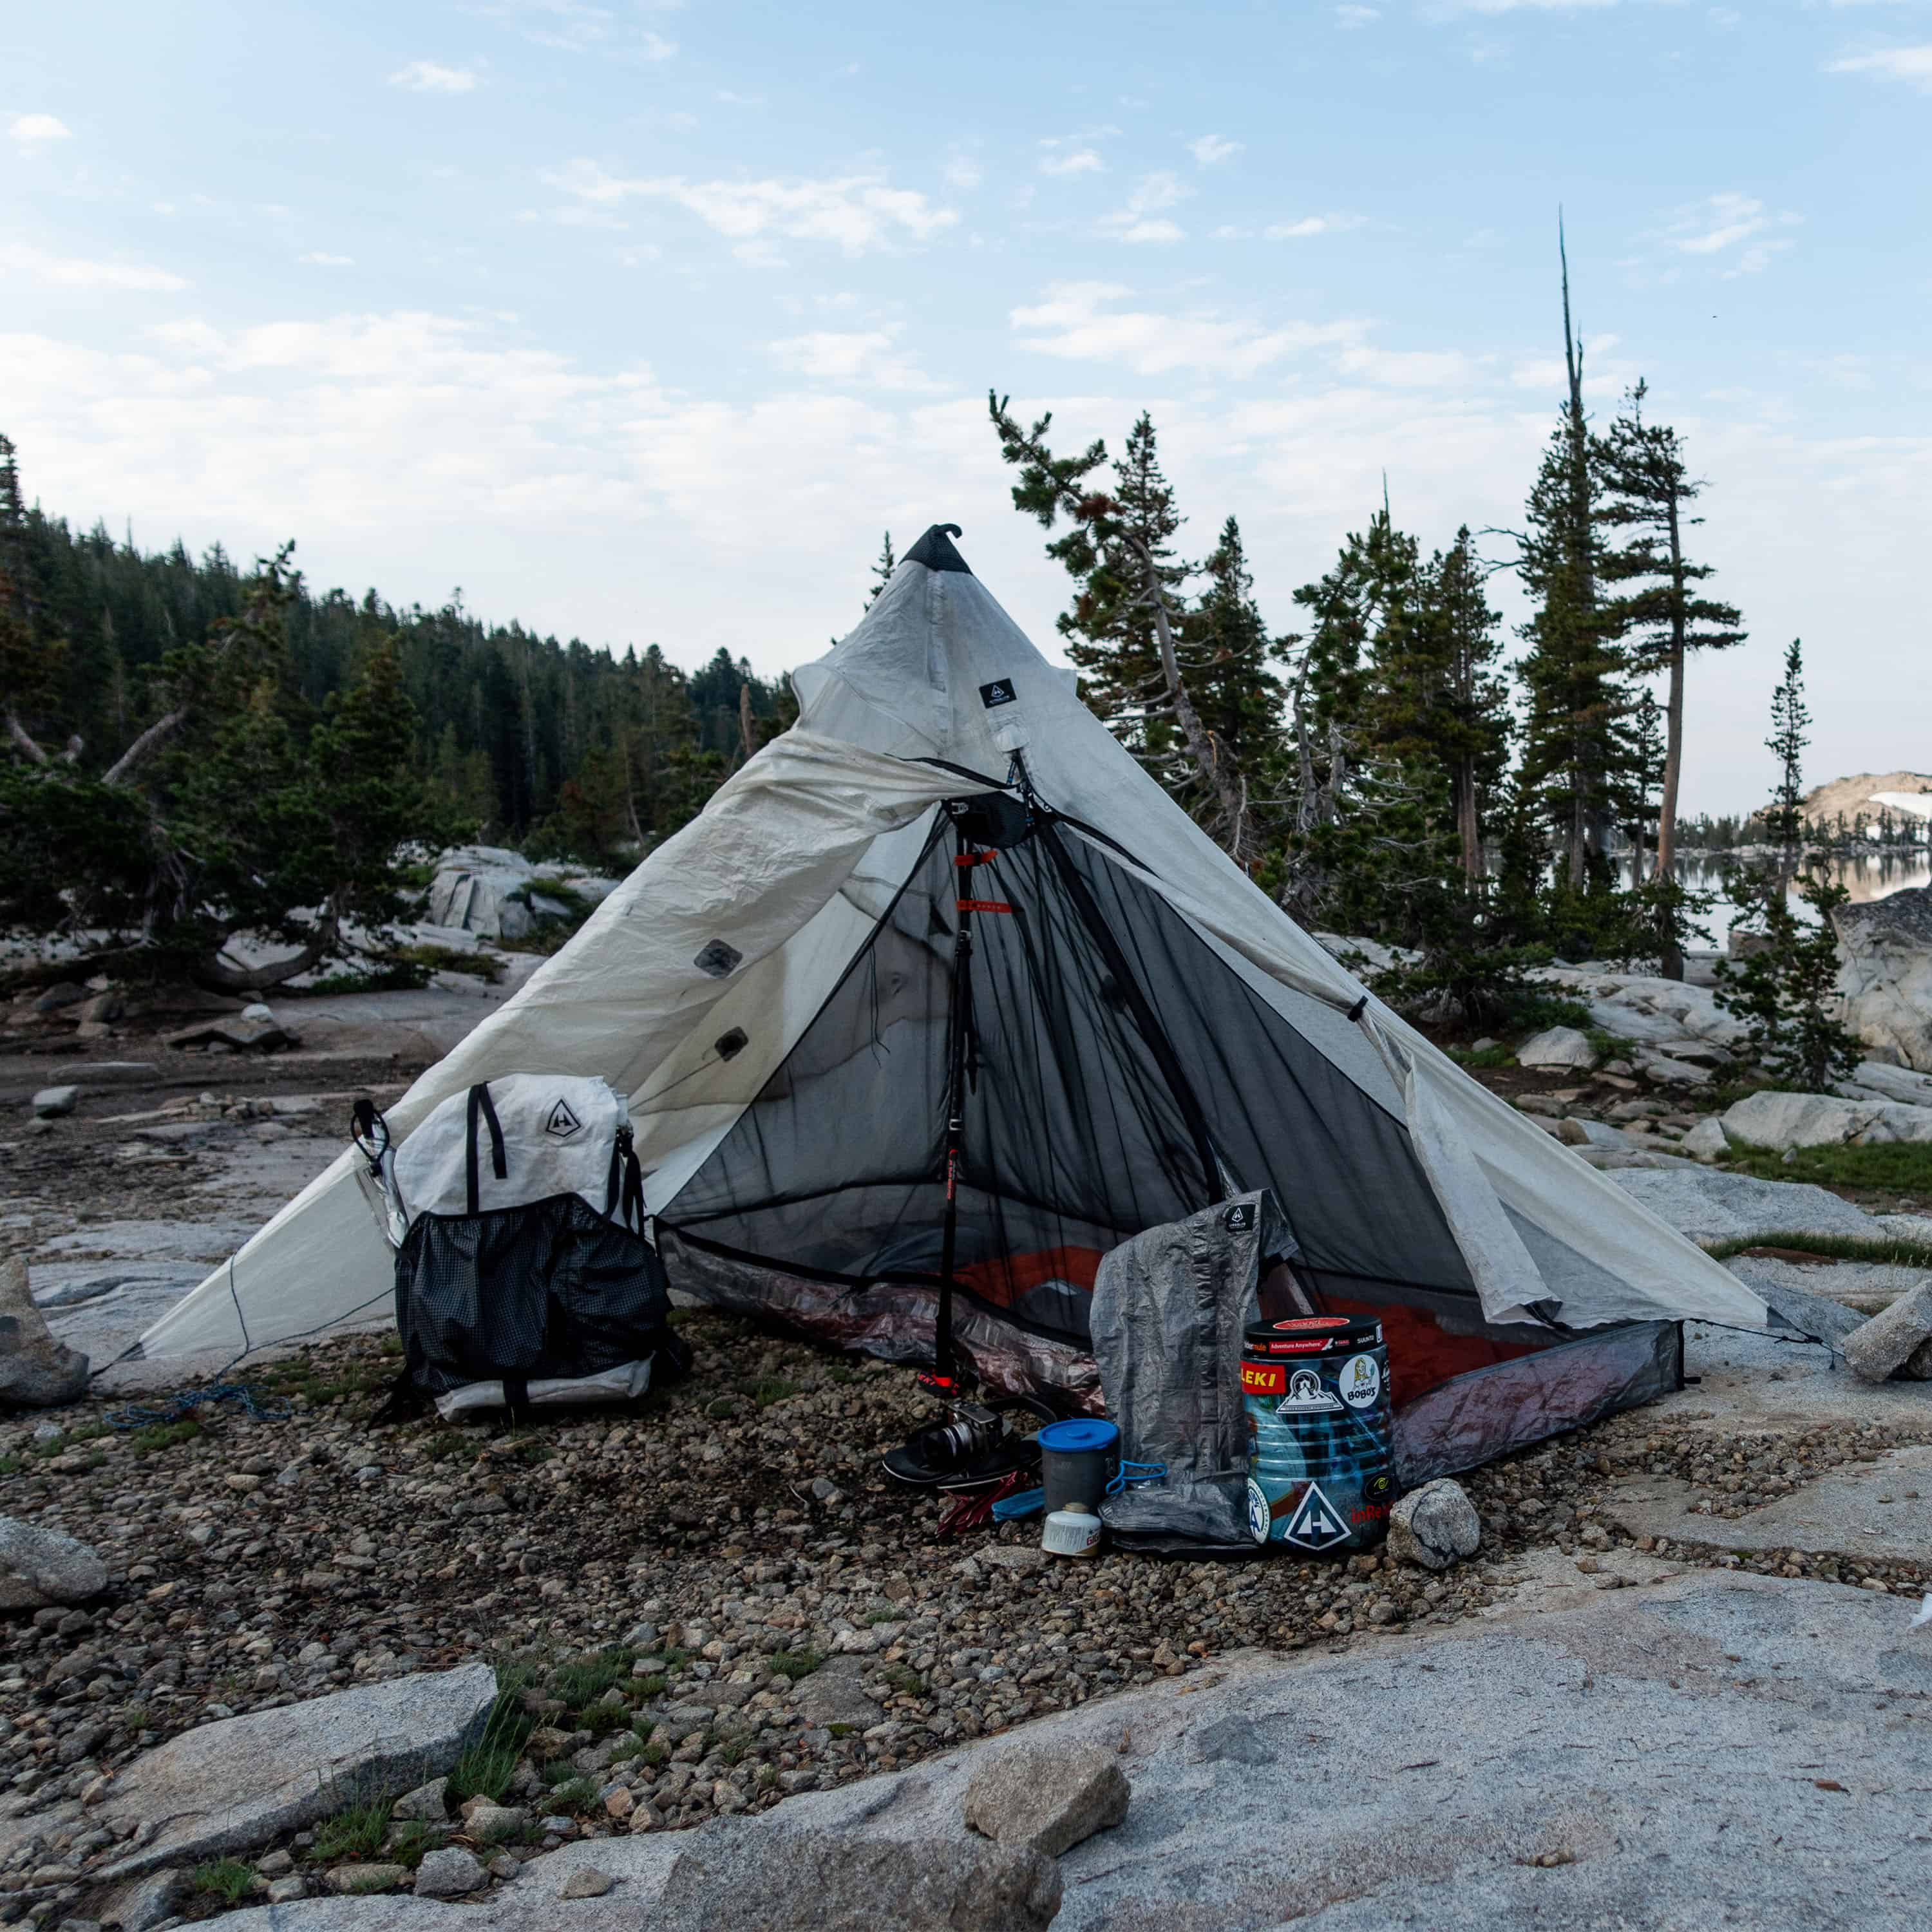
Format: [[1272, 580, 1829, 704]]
[[7, 1307, 1932, 1920]]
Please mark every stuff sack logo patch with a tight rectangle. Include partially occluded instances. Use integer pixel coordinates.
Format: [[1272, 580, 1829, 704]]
[[544, 1098, 583, 1141], [978, 678, 1018, 709], [1222, 1202, 1255, 1233], [1283, 1480, 1350, 1553]]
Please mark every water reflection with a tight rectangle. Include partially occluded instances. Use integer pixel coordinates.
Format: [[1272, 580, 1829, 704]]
[[1629, 849, 1932, 938]]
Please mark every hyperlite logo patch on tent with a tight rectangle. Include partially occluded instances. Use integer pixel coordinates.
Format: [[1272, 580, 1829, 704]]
[[544, 1098, 583, 1141], [1282, 1481, 1350, 1552], [978, 678, 1017, 708]]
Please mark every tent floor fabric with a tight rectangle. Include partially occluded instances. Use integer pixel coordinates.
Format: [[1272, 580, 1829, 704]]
[[8, 1311, 1927, 1881]]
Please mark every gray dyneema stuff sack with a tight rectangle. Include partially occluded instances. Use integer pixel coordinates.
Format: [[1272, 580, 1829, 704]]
[[1091, 1189, 1303, 1554]]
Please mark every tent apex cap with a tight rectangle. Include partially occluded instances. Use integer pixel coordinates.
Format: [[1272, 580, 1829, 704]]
[[905, 524, 972, 575]]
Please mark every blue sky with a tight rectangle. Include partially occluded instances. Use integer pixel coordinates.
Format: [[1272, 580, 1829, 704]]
[[5, 0, 1929, 811]]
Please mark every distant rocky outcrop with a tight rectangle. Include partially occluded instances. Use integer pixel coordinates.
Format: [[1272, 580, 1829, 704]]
[[425, 847, 623, 942], [1801, 770, 1932, 829]]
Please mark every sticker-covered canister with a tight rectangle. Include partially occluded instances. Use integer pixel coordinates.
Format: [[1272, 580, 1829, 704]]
[[1241, 1314, 1394, 1555]]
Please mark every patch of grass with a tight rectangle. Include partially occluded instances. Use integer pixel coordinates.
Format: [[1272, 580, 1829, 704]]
[[393, 941, 504, 984], [127, 1419, 201, 1457], [639, 1738, 669, 1766], [193, 1857, 257, 1902], [883, 1665, 925, 1697], [609, 1729, 653, 1763], [826, 1722, 857, 1738], [1717, 1139, 1932, 1199], [746, 1376, 799, 1408], [310, 1795, 393, 1864], [824, 1365, 860, 1385], [447, 1684, 537, 1806], [1702, 1227, 1932, 1271], [714, 1738, 747, 1766], [577, 1700, 632, 1738], [307, 960, 433, 996], [551, 1649, 633, 1709], [0, 1454, 21, 1478], [1447, 1043, 1515, 1070], [629, 1673, 665, 1699], [767, 1649, 822, 1683], [387, 1821, 444, 1869], [545, 1776, 598, 1815], [865, 1610, 904, 1625], [657, 1646, 690, 1672], [1504, 992, 1594, 1036], [1586, 1029, 1641, 1065]]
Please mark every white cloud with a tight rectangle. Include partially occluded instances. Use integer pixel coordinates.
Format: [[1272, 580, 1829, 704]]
[[943, 152, 983, 190], [8, 113, 71, 147], [1335, 4, 1381, 24], [541, 160, 958, 255], [386, 61, 479, 93], [1039, 146, 1104, 177], [1662, 193, 1801, 274], [639, 31, 677, 59], [299, 252, 354, 267], [1098, 172, 1190, 245], [1011, 281, 1361, 377], [1189, 135, 1241, 166], [1828, 45, 1932, 91], [0, 242, 187, 292], [1429, 0, 1617, 12], [1264, 214, 1363, 239], [1335, 345, 1482, 388], [768, 328, 932, 392]]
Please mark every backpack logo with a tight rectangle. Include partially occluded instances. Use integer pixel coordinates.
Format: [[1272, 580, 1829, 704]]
[[544, 1099, 583, 1141], [1223, 1202, 1255, 1233], [1283, 1481, 1350, 1552], [978, 678, 1017, 709]]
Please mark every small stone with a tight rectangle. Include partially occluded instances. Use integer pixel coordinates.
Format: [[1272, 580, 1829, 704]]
[[487, 1853, 521, 1880], [413, 1846, 488, 1897], [603, 1785, 635, 1819], [392, 1776, 450, 1823], [327, 1862, 408, 1893], [0, 1255, 91, 1410], [1517, 1027, 1598, 1072], [1680, 1117, 1729, 1159], [466, 1802, 529, 1842], [267, 1875, 307, 1904], [258, 1850, 293, 1877], [962, 1739, 1131, 1857], [1387, 1480, 1482, 1571], [561, 1866, 615, 1899], [32, 1085, 79, 1118]]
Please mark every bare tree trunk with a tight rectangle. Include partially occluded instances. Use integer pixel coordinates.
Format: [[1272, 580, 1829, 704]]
[[1455, 761, 1481, 879], [737, 682, 757, 769], [102, 710, 186, 786], [1656, 494, 1687, 884], [1124, 533, 1255, 867], [194, 900, 341, 993], [5, 709, 49, 765]]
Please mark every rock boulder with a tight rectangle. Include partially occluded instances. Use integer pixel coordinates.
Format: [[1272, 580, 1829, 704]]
[[0, 1253, 90, 1410], [1387, 1479, 1482, 1570], [0, 1515, 108, 1609], [1842, 1280, 1932, 1383], [1517, 1026, 1598, 1072], [1835, 884, 1932, 1073], [1720, 1090, 1932, 1151], [963, 1739, 1130, 1857], [95, 1662, 498, 1879]]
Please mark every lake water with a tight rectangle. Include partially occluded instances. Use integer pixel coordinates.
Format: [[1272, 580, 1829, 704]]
[[1648, 850, 1931, 942]]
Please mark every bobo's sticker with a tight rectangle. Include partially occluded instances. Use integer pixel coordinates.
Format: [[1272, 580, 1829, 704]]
[[1339, 1352, 1382, 1410]]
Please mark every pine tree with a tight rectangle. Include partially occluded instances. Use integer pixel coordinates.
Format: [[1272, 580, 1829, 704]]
[[1379, 526, 1509, 880], [989, 393, 1256, 864], [1176, 516, 1285, 846], [1763, 637, 1809, 886], [866, 531, 896, 608], [1514, 225, 1628, 895], [1594, 379, 1747, 904]]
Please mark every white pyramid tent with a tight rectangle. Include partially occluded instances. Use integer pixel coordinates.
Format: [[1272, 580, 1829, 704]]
[[143, 525, 1765, 1472]]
